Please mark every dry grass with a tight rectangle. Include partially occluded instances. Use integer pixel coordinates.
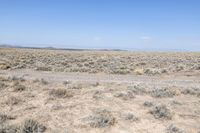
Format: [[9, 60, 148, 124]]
[[35, 66, 52, 71], [0, 48, 200, 132], [143, 101, 154, 107], [49, 88, 73, 98], [1, 48, 200, 75], [0, 114, 15, 124], [18, 119, 46, 133], [166, 124, 185, 133], [114, 90, 135, 100], [0, 82, 8, 90], [0, 124, 18, 133], [0, 62, 10, 70], [121, 112, 139, 122], [150, 104, 174, 120], [83, 109, 116, 128], [150, 88, 177, 98]]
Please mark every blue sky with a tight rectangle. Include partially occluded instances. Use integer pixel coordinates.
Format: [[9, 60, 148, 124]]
[[0, 0, 200, 51]]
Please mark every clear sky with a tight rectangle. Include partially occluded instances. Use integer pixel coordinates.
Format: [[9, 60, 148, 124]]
[[0, 0, 200, 51]]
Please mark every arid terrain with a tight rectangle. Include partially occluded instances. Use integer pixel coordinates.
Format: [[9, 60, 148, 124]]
[[0, 48, 200, 133]]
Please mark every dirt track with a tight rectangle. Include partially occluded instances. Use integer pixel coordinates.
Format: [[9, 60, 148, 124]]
[[0, 69, 200, 88]]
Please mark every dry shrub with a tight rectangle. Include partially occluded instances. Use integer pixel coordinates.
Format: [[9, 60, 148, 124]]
[[193, 64, 200, 70], [150, 88, 177, 98], [136, 62, 146, 66], [13, 84, 26, 92], [1, 48, 200, 75], [181, 87, 200, 97], [35, 66, 52, 71], [67, 84, 82, 90], [93, 90, 103, 99], [114, 91, 135, 100], [144, 68, 162, 75], [143, 101, 154, 107], [0, 114, 14, 124], [0, 113, 17, 133], [0, 124, 18, 133], [166, 124, 185, 133], [18, 119, 46, 133], [32, 78, 48, 85], [49, 89, 73, 98], [150, 104, 173, 120], [0, 119, 45, 133], [121, 113, 139, 122], [171, 100, 182, 106], [127, 84, 147, 95], [112, 69, 130, 75], [175, 65, 185, 72], [89, 69, 99, 74], [0, 62, 10, 70], [0, 82, 8, 90], [83, 109, 116, 128]]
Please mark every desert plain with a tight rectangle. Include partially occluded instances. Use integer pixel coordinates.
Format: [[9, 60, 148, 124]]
[[0, 48, 200, 133]]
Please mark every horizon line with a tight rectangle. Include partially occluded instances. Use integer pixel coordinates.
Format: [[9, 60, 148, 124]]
[[0, 44, 199, 52]]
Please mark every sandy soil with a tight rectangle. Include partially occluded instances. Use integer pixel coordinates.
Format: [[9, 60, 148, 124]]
[[0, 48, 200, 133]]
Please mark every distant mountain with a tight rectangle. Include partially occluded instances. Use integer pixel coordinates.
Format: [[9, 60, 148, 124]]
[[0, 44, 20, 48], [0, 44, 126, 51]]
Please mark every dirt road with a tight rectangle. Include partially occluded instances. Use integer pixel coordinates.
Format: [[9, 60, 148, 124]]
[[0, 69, 200, 88]]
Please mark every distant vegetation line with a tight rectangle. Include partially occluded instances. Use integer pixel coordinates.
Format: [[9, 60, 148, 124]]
[[0, 44, 198, 52]]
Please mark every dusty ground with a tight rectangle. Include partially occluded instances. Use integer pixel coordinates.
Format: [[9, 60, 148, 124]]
[[0, 48, 200, 133]]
